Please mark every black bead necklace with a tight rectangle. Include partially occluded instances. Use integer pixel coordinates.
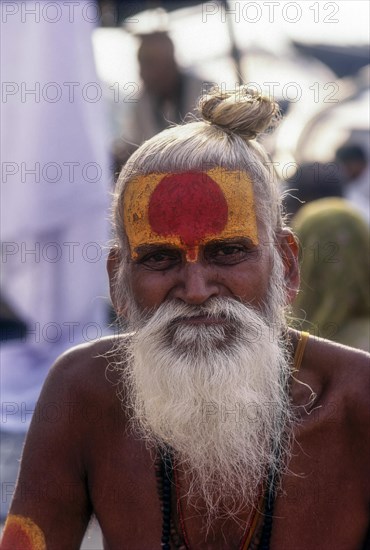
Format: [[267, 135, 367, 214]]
[[156, 451, 276, 550], [155, 452, 173, 550]]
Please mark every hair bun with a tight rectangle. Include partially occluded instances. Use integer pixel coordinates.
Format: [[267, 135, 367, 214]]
[[199, 86, 280, 140]]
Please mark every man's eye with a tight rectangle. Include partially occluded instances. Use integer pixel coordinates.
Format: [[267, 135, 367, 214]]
[[207, 244, 255, 264], [140, 250, 180, 270], [217, 246, 244, 256], [215, 246, 246, 262]]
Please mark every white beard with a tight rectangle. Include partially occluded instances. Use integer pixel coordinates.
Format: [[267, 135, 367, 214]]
[[117, 273, 294, 522]]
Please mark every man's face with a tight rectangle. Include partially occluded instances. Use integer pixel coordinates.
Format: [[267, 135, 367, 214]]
[[128, 228, 272, 316], [122, 168, 274, 315]]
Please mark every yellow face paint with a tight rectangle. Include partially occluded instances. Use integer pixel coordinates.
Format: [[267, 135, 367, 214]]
[[123, 167, 258, 262], [1, 514, 46, 550]]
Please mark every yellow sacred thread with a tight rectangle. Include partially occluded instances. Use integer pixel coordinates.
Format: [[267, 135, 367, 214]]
[[3, 514, 46, 550], [123, 167, 258, 260]]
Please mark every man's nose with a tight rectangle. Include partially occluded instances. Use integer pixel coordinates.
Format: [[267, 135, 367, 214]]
[[171, 262, 220, 305]]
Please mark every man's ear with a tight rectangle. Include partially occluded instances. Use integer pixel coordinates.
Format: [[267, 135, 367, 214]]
[[107, 247, 124, 315], [277, 228, 300, 304]]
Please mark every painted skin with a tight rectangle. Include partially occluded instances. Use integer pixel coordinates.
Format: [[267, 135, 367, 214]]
[[123, 168, 259, 262], [1, 515, 46, 550]]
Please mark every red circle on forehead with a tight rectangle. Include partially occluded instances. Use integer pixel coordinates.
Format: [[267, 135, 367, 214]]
[[148, 172, 228, 248]]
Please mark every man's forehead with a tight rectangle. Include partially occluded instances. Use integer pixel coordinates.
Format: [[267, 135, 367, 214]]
[[122, 168, 258, 261]]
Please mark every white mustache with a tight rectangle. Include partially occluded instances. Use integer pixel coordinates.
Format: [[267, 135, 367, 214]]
[[140, 297, 261, 328]]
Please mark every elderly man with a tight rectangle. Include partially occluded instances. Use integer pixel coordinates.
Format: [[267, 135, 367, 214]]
[[1, 88, 369, 549]]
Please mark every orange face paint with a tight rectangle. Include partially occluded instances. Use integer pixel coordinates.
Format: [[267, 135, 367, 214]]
[[123, 167, 258, 262], [1, 514, 46, 550]]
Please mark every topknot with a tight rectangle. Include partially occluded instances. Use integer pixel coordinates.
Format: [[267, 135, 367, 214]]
[[199, 86, 280, 140]]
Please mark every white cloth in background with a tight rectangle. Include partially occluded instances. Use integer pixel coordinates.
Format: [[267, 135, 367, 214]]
[[0, 1, 111, 434]]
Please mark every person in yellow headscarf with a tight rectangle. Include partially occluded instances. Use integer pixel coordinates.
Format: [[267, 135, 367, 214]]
[[292, 197, 370, 351]]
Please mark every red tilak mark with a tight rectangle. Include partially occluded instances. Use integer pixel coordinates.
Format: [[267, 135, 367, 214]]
[[148, 172, 228, 248], [1, 524, 34, 550], [187, 247, 198, 262]]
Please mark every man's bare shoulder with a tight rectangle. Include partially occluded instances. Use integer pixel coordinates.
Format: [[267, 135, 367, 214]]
[[304, 333, 370, 381], [41, 334, 130, 411], [52, 333, 127, 376], [296, 332, 370, 424]]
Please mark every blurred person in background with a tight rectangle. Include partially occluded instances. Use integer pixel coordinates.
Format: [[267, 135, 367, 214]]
[[112, 31, 205, 173], [292, 197, 370, 351], [0, 0, 111, 520], [283, 161, 343, 222], [335, 143, 370, 223]]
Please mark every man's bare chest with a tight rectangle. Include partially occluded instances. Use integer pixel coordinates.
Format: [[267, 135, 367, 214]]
[[85, 429, 368, 550]]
